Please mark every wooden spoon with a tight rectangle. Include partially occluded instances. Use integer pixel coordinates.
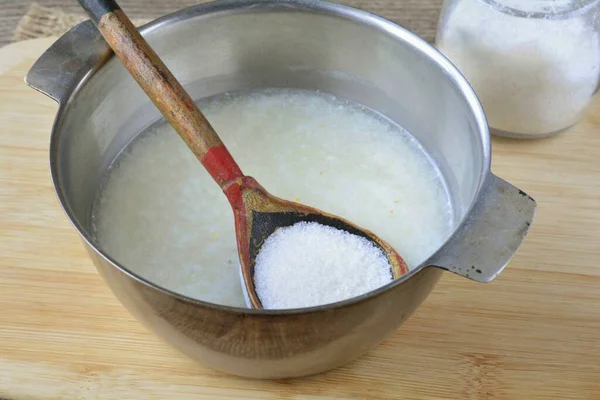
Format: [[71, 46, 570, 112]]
[[78, 0, 409, 308]]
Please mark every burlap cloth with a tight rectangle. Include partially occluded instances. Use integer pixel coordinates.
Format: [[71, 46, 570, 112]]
[[13, 3, 151, 42], [13, 2, 440, 43]]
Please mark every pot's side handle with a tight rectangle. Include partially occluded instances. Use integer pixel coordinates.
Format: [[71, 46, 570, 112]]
[[25, 20, 111, 103], [427, 174, 536, 282]]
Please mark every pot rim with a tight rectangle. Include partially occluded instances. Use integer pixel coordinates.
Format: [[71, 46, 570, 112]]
[[49, 0, 491, 316]]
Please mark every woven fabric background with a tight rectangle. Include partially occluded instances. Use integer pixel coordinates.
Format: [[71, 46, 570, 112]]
[[13, 3, 150, 41], [7, 1, 443, 44]]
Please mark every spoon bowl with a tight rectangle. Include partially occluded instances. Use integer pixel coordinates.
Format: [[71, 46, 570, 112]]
[[78, 0, 409, 309], [225, 176, 408, 307]]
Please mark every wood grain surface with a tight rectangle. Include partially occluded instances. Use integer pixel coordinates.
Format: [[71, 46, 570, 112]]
[[1, 37, 600, 400], [0, 0, 444, 46]]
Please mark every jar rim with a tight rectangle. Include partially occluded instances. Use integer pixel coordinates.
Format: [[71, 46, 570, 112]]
[[480, 0, 599, 19]]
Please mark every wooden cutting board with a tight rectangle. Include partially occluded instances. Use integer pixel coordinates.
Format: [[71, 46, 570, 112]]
[[1, 38, 599, 400]]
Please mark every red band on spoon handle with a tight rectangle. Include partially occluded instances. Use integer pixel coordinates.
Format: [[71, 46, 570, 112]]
[[202, 145, 244, 188]]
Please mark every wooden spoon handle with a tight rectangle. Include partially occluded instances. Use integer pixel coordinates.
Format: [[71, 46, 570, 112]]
[[78, 0, 244, 188]]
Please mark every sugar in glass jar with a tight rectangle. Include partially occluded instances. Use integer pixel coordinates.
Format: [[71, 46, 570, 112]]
[[436, 0, 600, 138]]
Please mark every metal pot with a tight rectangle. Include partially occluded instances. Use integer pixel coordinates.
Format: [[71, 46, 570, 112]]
[[26, 0, 535, 379]]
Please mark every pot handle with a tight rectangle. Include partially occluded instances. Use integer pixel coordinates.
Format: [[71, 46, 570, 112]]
[[426, 174, 536, 282], [25, 20, 111, 103]]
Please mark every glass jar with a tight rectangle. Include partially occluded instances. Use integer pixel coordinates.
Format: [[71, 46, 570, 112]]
[[435, 0, 600, 138]]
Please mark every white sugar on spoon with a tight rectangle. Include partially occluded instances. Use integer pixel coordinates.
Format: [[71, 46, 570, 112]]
[[253, 221, 393, 309]]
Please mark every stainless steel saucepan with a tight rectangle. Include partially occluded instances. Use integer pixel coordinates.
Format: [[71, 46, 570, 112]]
[[26, 0, 535, 378]]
